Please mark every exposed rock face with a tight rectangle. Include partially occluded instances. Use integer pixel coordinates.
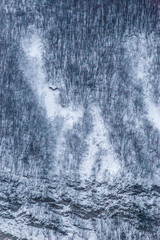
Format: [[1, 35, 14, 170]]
[[0, 1, 160, 239]]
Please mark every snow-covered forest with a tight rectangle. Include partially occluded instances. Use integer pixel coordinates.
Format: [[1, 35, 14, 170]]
[[0, 0, 159, 239]]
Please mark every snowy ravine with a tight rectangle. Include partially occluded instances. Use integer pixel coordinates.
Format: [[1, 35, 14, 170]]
[[0, 1, 160, 240]]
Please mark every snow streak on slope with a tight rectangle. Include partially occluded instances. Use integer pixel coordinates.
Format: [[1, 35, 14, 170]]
[[21, 34, 83, 126], [80, 106, 121, 181], [146, 98, 160, 130], [20, 33, 84, 177], [125, 35, 160, 132]]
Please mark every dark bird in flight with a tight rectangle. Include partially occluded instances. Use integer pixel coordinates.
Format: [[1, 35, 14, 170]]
[[49, 86, 59, 91]]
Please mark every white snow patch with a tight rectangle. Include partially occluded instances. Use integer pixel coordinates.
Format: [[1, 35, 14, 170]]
[[124, 35, 153, 88], [80, 106, 120, 181], [21, 34, 83, 126], [20, 34, 83, 176], [146, 98, 160, 131], [124, 34, 160, 131], [25, 36, 42, 60]]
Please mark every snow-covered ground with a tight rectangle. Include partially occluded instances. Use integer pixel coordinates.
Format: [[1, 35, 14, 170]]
[[21, 34, 83, 125], [125, 34, 160, 132], [80, 105, 121, 181]]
